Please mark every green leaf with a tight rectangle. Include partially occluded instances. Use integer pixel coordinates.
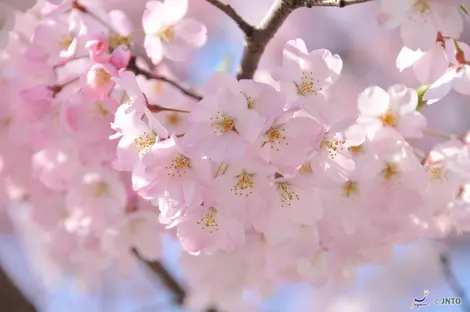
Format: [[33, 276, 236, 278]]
[[416, 85, 430, 111]]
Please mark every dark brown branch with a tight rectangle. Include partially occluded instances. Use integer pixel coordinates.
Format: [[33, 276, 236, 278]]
[[134, 251, 218, 311], [0, 264, 36, 312], [205, 0, 254, 36], [140, 259, 186, 305], [304, 0, 373, 7], [127, 57, 203, 101], [439, 253, 470, 312], [236, 0, 374, 79]]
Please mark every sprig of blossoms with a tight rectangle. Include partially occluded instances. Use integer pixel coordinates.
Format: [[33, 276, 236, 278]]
[[0, 0, 469, 310]]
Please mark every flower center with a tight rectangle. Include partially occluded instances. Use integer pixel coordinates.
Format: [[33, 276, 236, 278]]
[[59, 37, 73, 49], [159, 25, 175, 42], [321, 134, 346, 159], [165, 154, 191, 177], [95, 68, 112, 87], [276, 182, 300, 207], [295, 71, 321, 96], [382, 162, 400, 180], [211, 112, 235, 134], [230, 170, 255, 196], [108, 33, 131, 50], [349, 144, 363, 155], [95, 102, 109, 117], [426, 163, 444, 182], [262, 127, 288, 151], [166, 113, 181, 126], [381, 110, 397, 127], [132, 131, 157, 156], [196, 207, 219, 233], [413, 0, 431, 14], [342, 180, 359, 197], [92, 181, 108, 197]]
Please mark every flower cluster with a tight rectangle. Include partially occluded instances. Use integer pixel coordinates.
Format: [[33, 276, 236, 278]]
[[1, 0, 470, 310], [0, 0, 206, 285], [377, 0, 470, 103]]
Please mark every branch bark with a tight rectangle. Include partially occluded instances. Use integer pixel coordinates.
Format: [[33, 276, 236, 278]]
[[127, 57, 203, 101], [0, 264, 36, 312], [439, 253, 470, 312], [134, 251, 219, 311], [205, 0, 254, 36], [236, 0, 374, 79]]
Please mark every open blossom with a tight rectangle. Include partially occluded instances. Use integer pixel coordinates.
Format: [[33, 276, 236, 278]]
[[181, 72, 266, 163], [65, 167, 127, 230], [142, 0, 207, 64], [28, 14, 82, 65], [357, 85, 427, 139], [255, 114, 322, 173], [213, 156, 275, 232], [281, 38, 342, 111], [176, 200, 246, 255], [132, 136, 212, 206], [377, 0, 463, 51]]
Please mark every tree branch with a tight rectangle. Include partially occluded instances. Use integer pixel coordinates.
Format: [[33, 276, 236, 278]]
[[439, 253, 470, 312], [140, 258, 186, 305], [205, 0, 254, 36], [236, 0, 374, 79], [304, 0, 374, 7], [134, 251, 219, 311], [0, 264, 36, 312], [126, 57, 203, 101]]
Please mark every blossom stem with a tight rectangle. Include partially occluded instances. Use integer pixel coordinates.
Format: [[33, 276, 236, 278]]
[[205, 0, 254, 36], [127, 57, 203, 101], [423, 129, 455, 140], [236, 0, 373, 79]]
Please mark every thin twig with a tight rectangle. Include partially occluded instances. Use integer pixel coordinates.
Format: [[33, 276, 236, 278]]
[[236, 0, 373, 79], [126, 57, 203, 101], [205, 0, 254, 36], [439, 253, 470, 312]]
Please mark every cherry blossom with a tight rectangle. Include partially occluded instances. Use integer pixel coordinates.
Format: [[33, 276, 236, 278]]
[[142, 0, 207, 64]]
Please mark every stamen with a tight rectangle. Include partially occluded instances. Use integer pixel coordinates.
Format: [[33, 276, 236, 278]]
[[164, 154, 191, 177], [295, 71, 322, 96], [210, 111, 235, 134], [321, 134, 346, 159], [276, 182, 300, 207], [132, 132, 156, 156], [230, 170, 255, 197], [196, 207, 219, 233]]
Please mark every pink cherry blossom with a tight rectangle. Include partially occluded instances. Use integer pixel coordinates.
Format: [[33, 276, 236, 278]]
[[281, 38, 342, 111], [378, 0, 463, 51], [181, 72, 266, 163], [142, 0, 207, 64], [357, 85, 427, 139]]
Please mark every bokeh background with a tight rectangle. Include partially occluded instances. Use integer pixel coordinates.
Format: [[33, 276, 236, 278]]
[[1, 0, 470, 311]]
